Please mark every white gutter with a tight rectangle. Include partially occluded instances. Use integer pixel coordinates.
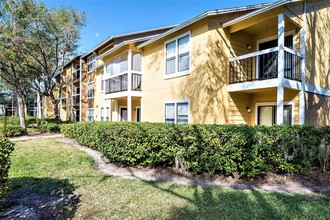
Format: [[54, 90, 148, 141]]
[[222, 0, 303, 28], [79, 57, 82, 121]]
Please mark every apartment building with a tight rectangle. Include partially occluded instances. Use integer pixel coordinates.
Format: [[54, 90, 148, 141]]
[[52, 0, 329, 127]]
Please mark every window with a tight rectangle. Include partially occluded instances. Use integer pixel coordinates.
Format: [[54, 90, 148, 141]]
[[87, 54, 96, 72], [165, 101, 189, 124], [101, 107, 110, 121], [257, 105, 292, 126], [87, 108, 94, 121], [132, 51, 142, 71], [106, 107, 110, 121], [87, 82, 94, 99], [165, 33, 190, 75], [100, 107, 104, 121], [101, 70, 104, 91], [106, 52, 128, 76]]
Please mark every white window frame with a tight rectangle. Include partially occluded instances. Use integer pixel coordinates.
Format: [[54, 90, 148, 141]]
[[105, 51, 129, 78], [87, 82, 94, 99], [164, 31, 191, 79], [87, 108, 94, 122], [255, 101, 294, 125], [164, 99, 190, 124], [87, 54, 96, 73]]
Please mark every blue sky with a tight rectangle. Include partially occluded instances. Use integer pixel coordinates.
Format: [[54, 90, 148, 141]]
[[42, 0, 275, 53]]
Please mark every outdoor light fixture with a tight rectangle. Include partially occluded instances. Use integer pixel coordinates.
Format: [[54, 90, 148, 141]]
[[247, 44, 252, 50], [246, 107, 251, 113]]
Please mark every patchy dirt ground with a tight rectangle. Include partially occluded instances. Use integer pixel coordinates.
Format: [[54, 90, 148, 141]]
[[58, 137, 330, 195]]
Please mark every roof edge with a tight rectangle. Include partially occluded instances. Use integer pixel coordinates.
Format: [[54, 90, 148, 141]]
[[137, 3, 271, 49]]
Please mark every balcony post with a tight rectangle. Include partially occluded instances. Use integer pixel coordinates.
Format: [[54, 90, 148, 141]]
[[127, 50, 132, 121], [276, 13, 285, 125], [299, 4, 307, 124]]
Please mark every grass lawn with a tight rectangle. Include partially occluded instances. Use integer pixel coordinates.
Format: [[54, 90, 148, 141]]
[[4, 139, 330, 219]]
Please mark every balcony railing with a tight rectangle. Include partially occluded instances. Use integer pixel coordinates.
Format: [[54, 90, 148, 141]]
[[105, 73, 142, 94], [229, 47, 302, 84]]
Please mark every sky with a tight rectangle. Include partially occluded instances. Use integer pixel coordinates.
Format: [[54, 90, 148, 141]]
[[42, 0, 276, 54]]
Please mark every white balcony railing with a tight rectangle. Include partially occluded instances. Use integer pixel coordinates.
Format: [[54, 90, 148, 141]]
[[229, 46, 302, 84]]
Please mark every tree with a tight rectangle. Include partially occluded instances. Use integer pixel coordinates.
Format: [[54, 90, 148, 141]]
[[0, 0, 85, 121]]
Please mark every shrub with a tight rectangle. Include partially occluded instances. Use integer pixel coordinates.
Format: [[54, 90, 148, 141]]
[[61, 122, 330, 178], [39, 123, 60, 133], [0, 138, 15, 198]]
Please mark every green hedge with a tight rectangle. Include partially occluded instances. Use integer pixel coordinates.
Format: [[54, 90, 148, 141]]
[[39, 121, 76, 133], [60, 122, 330, 178], [0, 138, 15, 198], [0, 117, 28, 137]]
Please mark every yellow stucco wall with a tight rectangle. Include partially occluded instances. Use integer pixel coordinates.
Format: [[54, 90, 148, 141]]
[[304, 0, 330, 90], [142, 19, 212, 123]]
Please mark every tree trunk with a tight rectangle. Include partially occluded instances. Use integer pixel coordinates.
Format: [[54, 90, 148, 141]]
[[49, 94, 60, 122], [17, 95, 26, 128]]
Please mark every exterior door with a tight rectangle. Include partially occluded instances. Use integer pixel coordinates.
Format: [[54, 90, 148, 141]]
[[120, 108, 127, 121], [136, 107, 141, 122], [258, 35, 293, 79]]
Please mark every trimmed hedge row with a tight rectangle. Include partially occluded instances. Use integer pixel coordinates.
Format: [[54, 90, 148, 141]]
[[0, 138, 15, 198], [0, 117, 28, 137], [60, 122, 330, 178]]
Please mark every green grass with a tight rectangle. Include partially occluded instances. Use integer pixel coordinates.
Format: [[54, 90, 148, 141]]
[[6, 139, 330, 219]]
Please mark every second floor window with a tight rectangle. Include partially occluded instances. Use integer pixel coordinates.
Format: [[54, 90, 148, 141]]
[[106, 52, 128, 76], [87, 54, 96, 72], [87, 82, 94, 99], [101, 70, 104, 91], [165, 33, 190, 75]]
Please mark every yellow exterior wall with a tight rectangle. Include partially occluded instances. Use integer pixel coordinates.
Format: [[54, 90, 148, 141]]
[[142, 19, 211, 123], [304, 0, 330, 90], [229, 88, 300, 125]]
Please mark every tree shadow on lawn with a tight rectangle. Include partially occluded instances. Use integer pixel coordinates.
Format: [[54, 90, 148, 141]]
[[0, 177, 80, 220], [139, 179, 330, 220]]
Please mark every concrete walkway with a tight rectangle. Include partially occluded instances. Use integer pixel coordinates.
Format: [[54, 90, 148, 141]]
[[12, 134, 330, 195], [10, 134, 63, 142]]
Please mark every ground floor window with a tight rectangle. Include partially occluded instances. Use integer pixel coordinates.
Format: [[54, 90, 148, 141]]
[[165, 100, 189, 124], [87, 108, 94, 121], [257, 105, 292, 125], [101, 107, 110, 121]]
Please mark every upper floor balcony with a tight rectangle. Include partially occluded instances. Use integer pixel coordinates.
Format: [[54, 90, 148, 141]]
[[72, 69, 80, 83], [103, 50, 142, 98], [229, 47, 302, 84], [72, 94, 80, 106], [223, 8, 305, 93]]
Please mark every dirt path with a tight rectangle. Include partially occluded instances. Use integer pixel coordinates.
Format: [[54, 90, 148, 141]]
[[10, 134, 330, 195]]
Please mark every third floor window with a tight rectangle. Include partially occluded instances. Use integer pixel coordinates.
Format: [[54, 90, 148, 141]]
[[87, 54, 96, 72]]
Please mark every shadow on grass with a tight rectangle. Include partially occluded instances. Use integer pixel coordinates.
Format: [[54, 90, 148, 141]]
[[135, 178, 330, 220], [0, 177, 80, 219]]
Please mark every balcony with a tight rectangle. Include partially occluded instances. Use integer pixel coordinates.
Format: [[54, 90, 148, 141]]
[[105, 73, 142, 94], [229, 47, 302, 84], [72, 70, 80, 82]]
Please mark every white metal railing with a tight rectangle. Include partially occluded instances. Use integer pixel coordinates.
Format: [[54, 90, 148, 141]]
[[229, 46, 302, 84]]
